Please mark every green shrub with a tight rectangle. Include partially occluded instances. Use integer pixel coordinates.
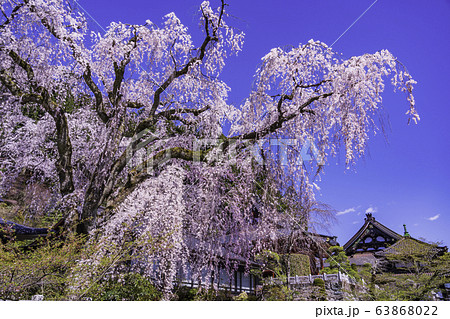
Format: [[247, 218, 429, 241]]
[[85, 273, 161, 301], [233, 291, 248, 301], [313, 278, 325, 288], [358, 263, 373, 282], [263, 284, 294, 301], [0, 234, 85, 300], [287, 254, 310, 276], [175, 286, 199, 301], [311, 278, 327, 300], [321, 246, 361, 281], [253, 250, 283, 279], [195, 288, 233, 301]]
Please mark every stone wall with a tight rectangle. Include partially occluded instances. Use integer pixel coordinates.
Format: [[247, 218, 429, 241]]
[[265, 272, 367, 301]]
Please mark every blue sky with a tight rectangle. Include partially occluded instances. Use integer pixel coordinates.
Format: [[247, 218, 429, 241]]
[[77, 0, 450, 247]]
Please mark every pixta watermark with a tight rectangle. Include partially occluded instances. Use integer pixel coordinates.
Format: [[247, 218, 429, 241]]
[[126, 131, 324, 174]]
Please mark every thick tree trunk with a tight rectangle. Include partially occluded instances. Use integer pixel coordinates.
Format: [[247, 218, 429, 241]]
[[77, 149, 111, 234], [52, 107, 75, 196], [77, 116, 125, 234]]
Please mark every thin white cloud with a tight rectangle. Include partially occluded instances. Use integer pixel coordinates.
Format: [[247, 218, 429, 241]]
[[365, 206, 377, 214], [352, 221, 359, 224], [427, 214, 440, 221], [337, 207, 356, 216]]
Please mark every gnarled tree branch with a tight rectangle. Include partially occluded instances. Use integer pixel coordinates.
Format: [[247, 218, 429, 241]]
[[0, 50, 75, 196]]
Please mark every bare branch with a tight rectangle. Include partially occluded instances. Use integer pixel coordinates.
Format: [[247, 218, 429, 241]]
[[157, 105, 210, 119], [0, 3, 24, 30], [148, 3, 225, 117], [238, 92, 333, 140], [1, 49, 75, 196], [83, 64, 108, 123], [100, 105, 210, 204], [104, 147, 209, 210], [0, 69, 24, 97]]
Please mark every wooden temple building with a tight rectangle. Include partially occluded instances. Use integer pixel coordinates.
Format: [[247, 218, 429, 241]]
[[343, 213, 447, 269], [343, 213, 402, 266]]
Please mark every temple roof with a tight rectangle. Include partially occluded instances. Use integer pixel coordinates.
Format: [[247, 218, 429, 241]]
[[348, 252, 378, 266], [343, 213, 403, 256], [375, 237, 447, 257]]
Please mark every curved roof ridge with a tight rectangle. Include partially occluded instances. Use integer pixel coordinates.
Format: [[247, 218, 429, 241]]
[[343, 213, 402, 252]]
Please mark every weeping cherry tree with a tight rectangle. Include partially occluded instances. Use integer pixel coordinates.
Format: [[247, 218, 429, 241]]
[[0, 0, 418, 293]]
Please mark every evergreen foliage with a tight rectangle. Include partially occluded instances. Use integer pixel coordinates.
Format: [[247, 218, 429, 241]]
[[321, 245, 360, 280]]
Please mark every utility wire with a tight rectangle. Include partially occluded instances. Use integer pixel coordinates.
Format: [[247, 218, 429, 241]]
[[73, 0, 106, 32], [274, 0, 380, 99], [330, 0, 379, 48], [72, 0, 165, 96]]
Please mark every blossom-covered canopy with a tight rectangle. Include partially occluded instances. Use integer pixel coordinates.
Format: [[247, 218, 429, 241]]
[[0, 0, 418, 292]]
